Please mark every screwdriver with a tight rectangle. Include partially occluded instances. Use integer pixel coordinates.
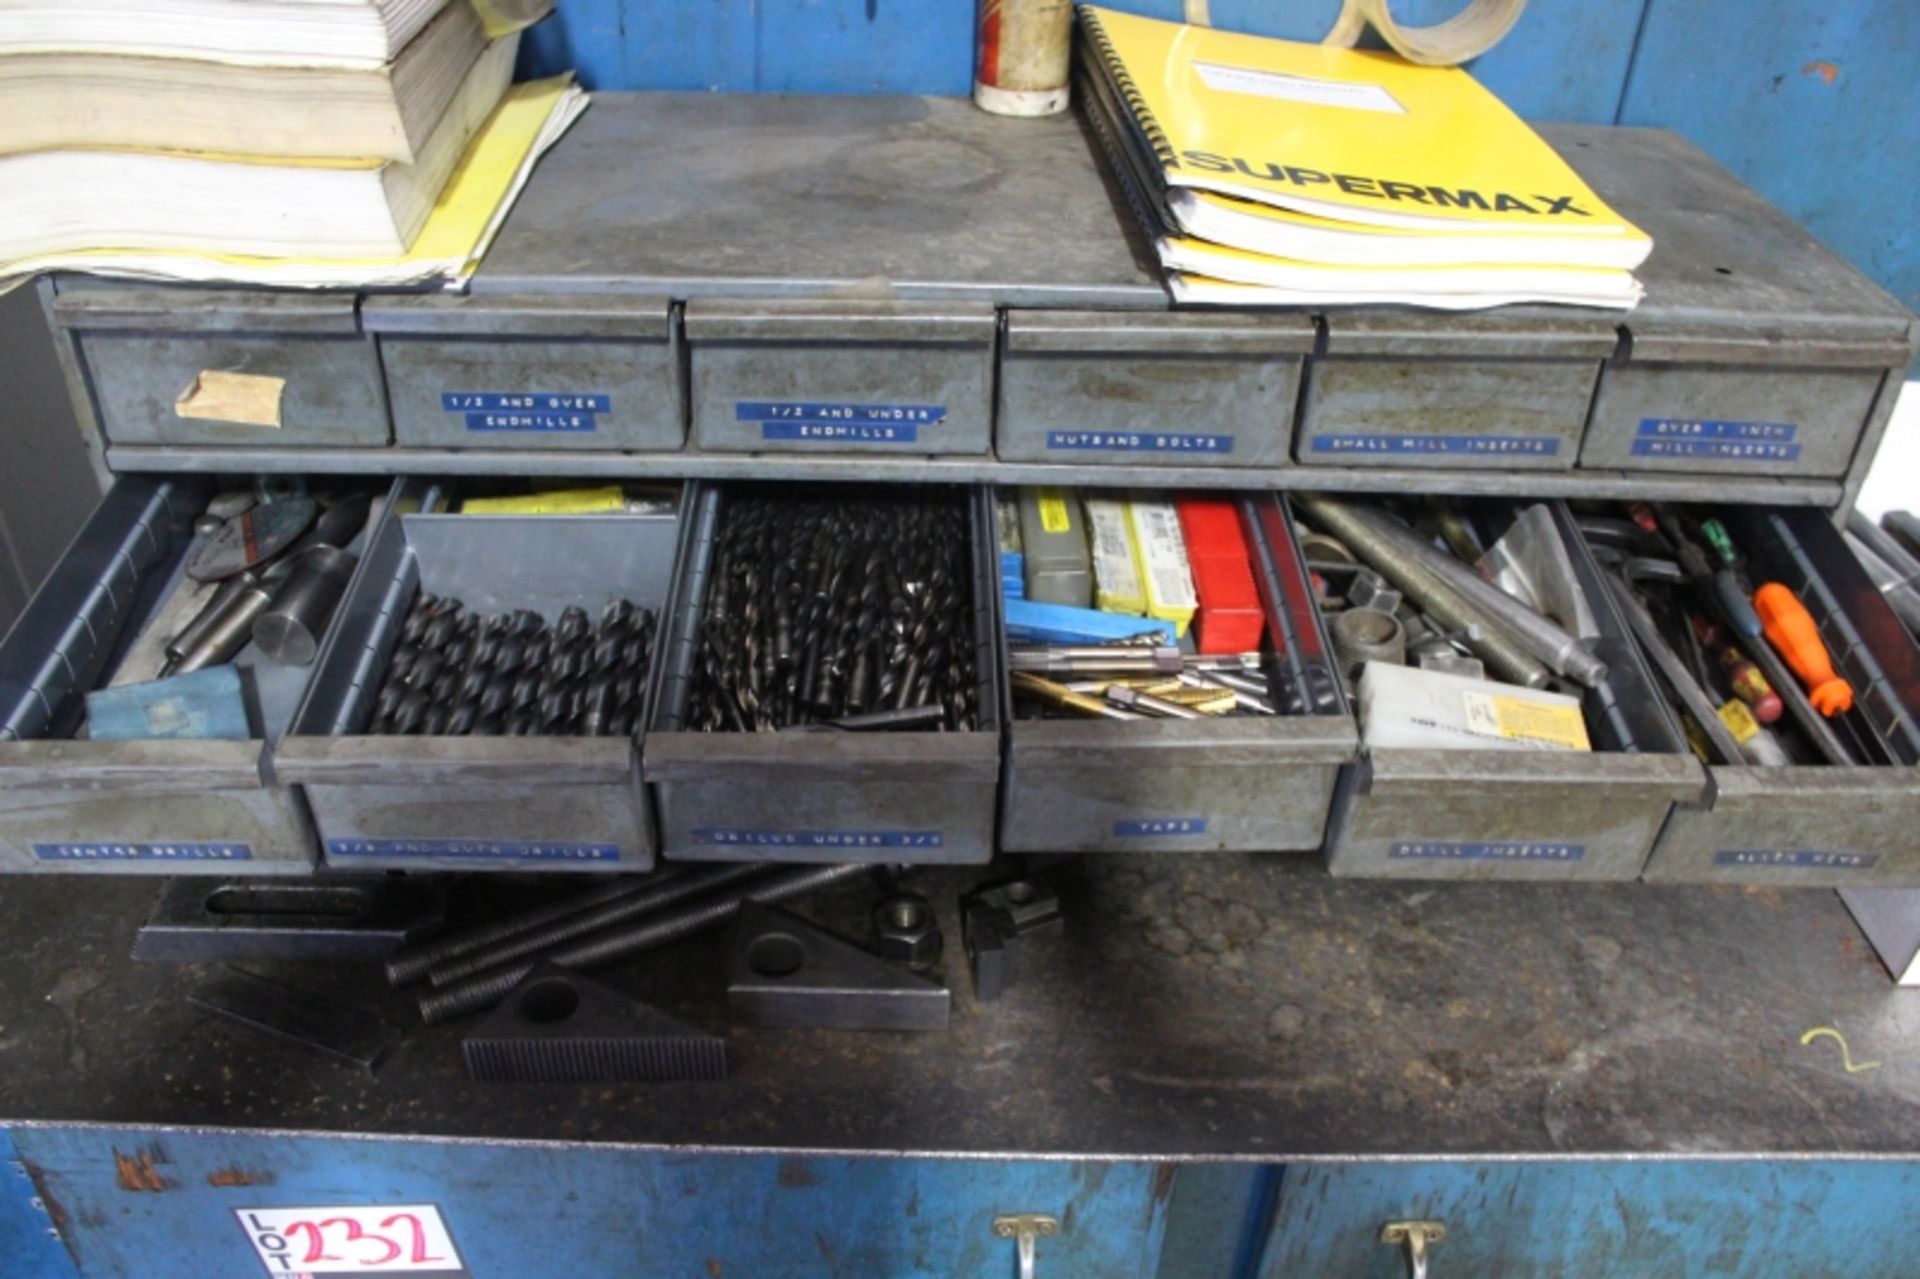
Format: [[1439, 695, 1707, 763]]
[[1754, 582, 1854, 716]]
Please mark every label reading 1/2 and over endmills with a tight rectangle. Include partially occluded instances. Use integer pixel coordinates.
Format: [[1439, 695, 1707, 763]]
[[1631, 418, 1802, 462], [1389, 841, 1585, 863], [443, 392, 610, 433], [739, 401, 946, 444]]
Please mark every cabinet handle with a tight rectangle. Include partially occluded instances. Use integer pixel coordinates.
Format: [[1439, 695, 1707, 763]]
[[1380, 1220, 1446, 1279], [992, 1213, 1060, 1279]]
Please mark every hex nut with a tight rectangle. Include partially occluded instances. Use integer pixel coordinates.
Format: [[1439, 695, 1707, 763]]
[[874, 893, 942, 971], [967, 877, 1062, 935]]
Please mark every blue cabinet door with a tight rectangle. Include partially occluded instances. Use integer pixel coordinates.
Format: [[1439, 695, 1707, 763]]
[[7, 1127, 1174, 1278], [1257, 1160, 1920, 1277]]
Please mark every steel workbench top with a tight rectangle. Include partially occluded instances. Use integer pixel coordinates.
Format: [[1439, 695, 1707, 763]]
[[1, 855, 1915, 1161], [471, 92, 1167, 308]]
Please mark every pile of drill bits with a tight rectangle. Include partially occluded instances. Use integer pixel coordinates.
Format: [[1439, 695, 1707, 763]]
[[1010, 644, 1277, 720], [367, 594, 655, 736], [685, 491, 979, 732]]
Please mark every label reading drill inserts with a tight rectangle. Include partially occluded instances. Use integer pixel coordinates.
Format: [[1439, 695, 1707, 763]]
[[739, 401, 945, 445], [1391, 841, 1585, 862]]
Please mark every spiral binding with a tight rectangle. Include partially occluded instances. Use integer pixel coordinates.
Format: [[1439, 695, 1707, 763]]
[[1073, 68, 1166, 248], [1078, 6, 1178, 171]]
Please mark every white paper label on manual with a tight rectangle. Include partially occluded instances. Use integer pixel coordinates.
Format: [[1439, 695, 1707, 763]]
[[1193, 61, 1406, 115]]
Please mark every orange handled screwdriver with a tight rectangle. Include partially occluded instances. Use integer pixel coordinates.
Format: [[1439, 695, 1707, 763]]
[[1753, 582, 1853, 716]]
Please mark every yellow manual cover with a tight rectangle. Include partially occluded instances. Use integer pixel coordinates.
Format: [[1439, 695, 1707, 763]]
[[1080, 4, 1644, 237]]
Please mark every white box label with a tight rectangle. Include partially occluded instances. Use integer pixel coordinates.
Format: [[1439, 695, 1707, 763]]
[[1193, 61, 1405, 114], [236, 1205, 465, 1275]]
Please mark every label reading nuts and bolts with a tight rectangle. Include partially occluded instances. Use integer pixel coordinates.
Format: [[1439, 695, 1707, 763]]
[[1045, 431, 1234, 454]]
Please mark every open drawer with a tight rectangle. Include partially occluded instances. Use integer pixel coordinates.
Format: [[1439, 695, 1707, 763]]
[[644, 483, 1004, 865], [0, 476, 386, 873], [1316, 499, 1705, 880], [277, 479, 681, 872], [999, 491, 1355, 853], [1631, 505, 1920, 886]]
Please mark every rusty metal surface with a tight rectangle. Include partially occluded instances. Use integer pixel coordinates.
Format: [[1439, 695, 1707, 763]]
[[1, 856, 1917, 1159]]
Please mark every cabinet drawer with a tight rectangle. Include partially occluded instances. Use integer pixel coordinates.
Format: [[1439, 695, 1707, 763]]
[[277, 480, 683, 872], [1297, 312, 1615, 471], [995, 310, 1312, 467], [365, 294, 684, 452], [645, 483, 1003, 864], [1320, 500, 1704, 880], [1636, 505, 1920, 885], [684, 300, 996, 455], [1000, 492, 1355, 853], [51, 284, 390, 449], [0, 475, 390, 873]]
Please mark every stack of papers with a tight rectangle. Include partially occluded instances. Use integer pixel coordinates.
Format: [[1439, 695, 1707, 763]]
[[0, 0, 585, 291], [1076, 5, 1650, 310]]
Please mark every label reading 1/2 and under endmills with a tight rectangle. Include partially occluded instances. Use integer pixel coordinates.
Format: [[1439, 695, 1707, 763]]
[[1631, 418, 1802, 463], [739, 401, 947, 444], [444, 392, 610, 433]]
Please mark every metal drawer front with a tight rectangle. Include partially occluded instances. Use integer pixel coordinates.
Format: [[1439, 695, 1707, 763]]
[[52, 285, 390, 449], [0, 475, 319, 873], [1641, 505, 1920, 886], [1298, 312, 1615, 471], [684, 299, 997, 455], [366, 294, 685, 453], [995, 310, 1313, 468], [999, 492, 1356, 853], [1323, 501, 1705, 881], [276, 481, 683, 872], [644, 484, 1005, 865]]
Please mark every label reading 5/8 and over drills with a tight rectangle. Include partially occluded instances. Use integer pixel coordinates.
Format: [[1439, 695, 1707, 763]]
[[741, 401, 946, 444]]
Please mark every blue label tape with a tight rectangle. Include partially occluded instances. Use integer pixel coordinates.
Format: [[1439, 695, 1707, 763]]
[[1636, 418, 1796, 441], [444, 393, 608, 433], [464, 411, 598, 433], [1114, 818, 1208, 838], [1389, 840, 1585, 862], [1713, 849, 1880, 870], [691, 828, 944, 849], [1311, 433, 1560, 457], [327, 839, 620, 862], [34, 841, 253, 862], [442, 393, 612, 412], [1630, 438, 1802, 462], [739, 401, 944, 446], [1046, 431, 1234, 454]]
